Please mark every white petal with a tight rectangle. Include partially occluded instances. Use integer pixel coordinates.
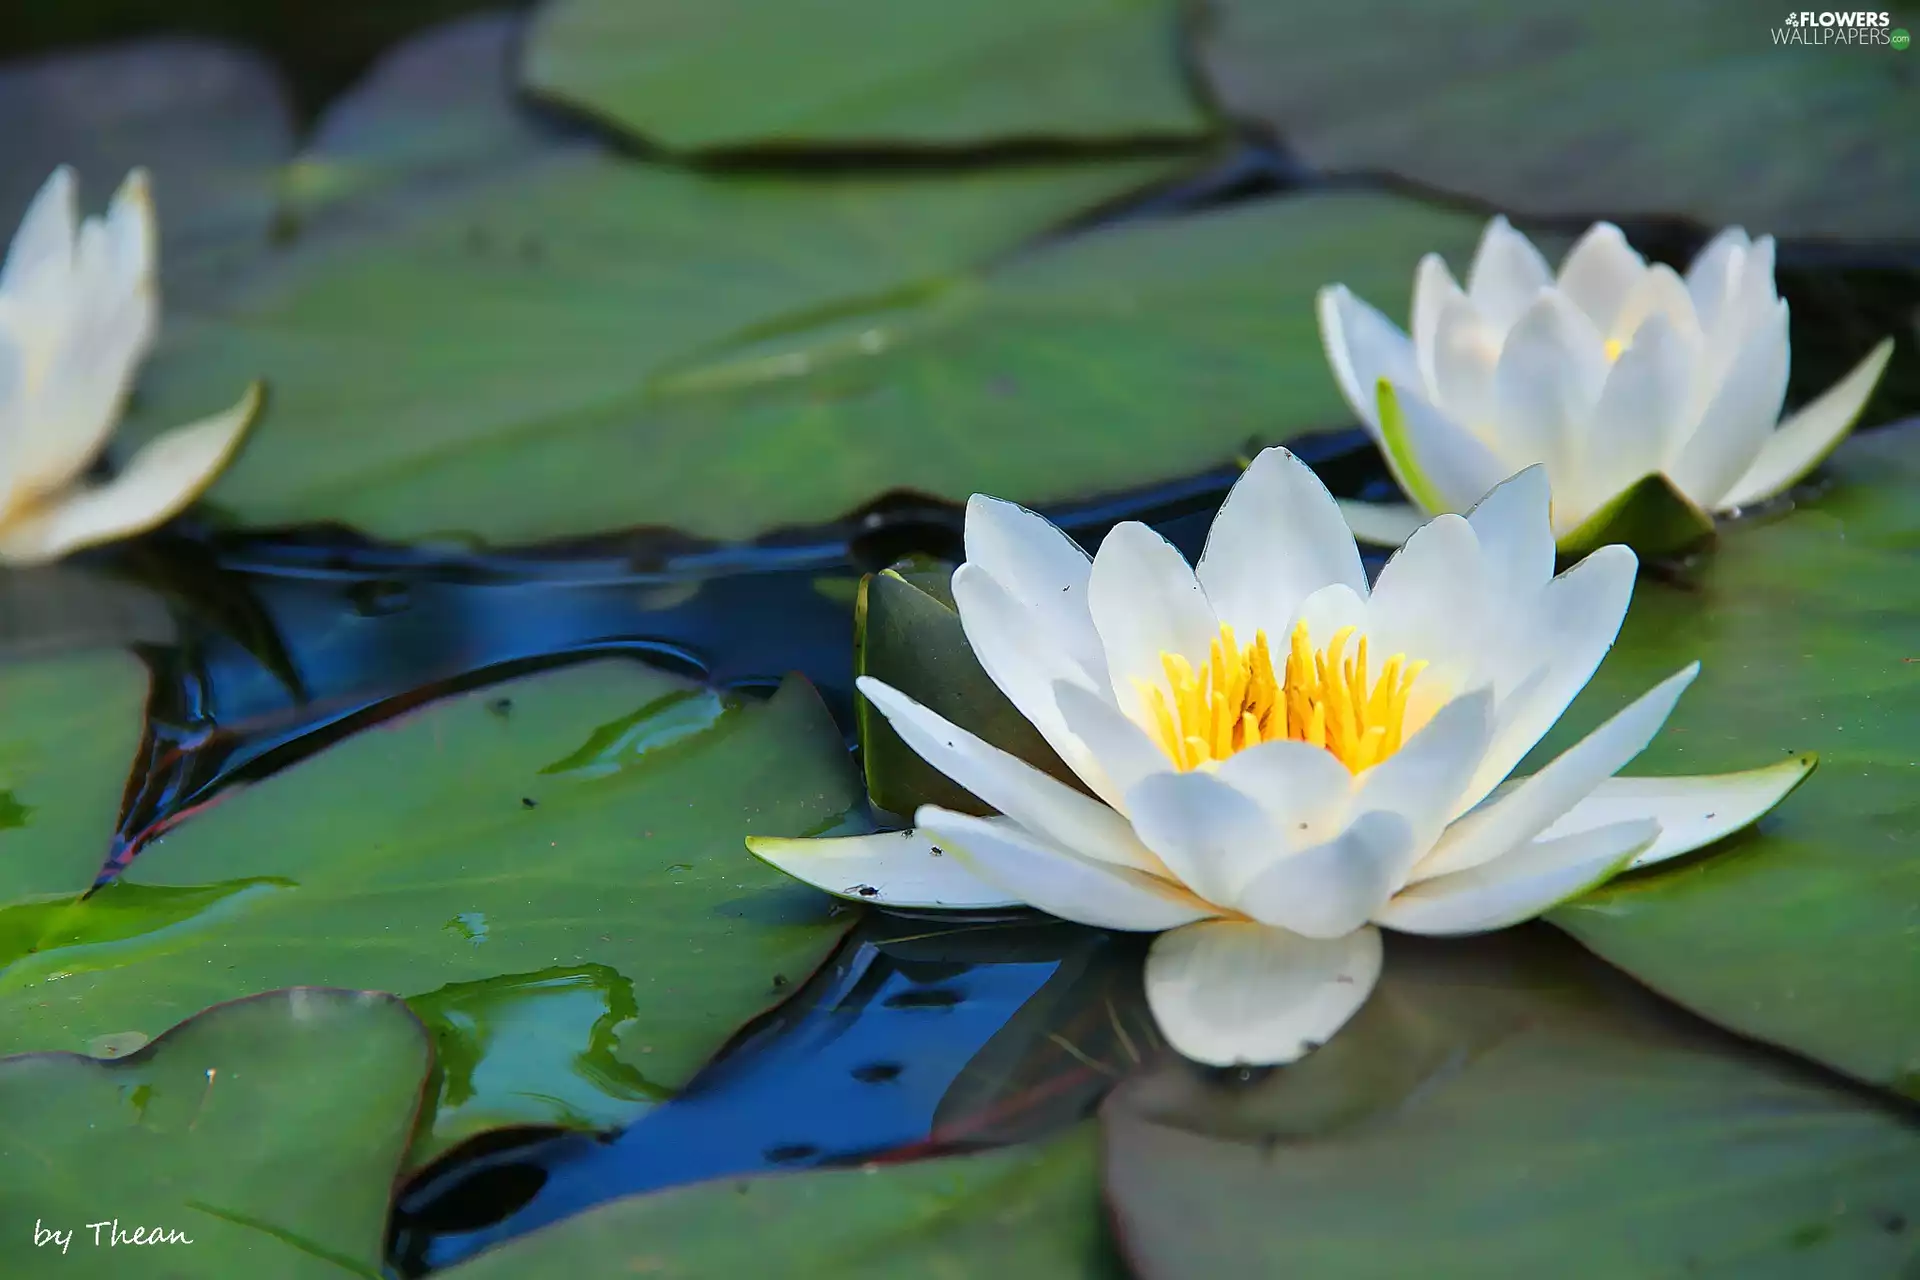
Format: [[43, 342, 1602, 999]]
[[1716, 338, 1894, 510], [1607, 264, 1702, 351], [1413, 664, 1697, 881], [1316, 285, 1422, 438], [745, 828, 1020, 909], [1491, 290, 1609, 477], [1144, 921, 1382, 1066], [1457, 544, 1638, 810], [1334, 498, 1425, 548], [1377, 381, 1513, 514], [1088, 521, 1219, 716], [1051, 678, 1172, 804], [1377, 819, 1656, 935], [1410, 253, 1466, 395], [1197, 446, 1365, 645], [962, 494, 1105, 687], [1363, 512, 1487, 687], [917, 807, 1217, 932], [1232, 811, 1415, 938], [1466, 216, 1554, 332], [104, 169, 156, 294], [1685, 227, 1751, 337], [1463, 465, 1555, 604], [0, 383, 260, 566], [14, 275, 156, 497], [1124, 767, 1292, 908], [951, 564, 1117, 805], [1352, 689, 1494, 862], [1578, 315, 1699, 512], [1666, 300, 1789, 508], [856, 675, 1164, 874], [1554, 222, 1645, 331], [1428, 292, 1503, 429], [2, 166, 76, 293], [1211, 736, 1357, 842], [1533, 756, 1816, 870]]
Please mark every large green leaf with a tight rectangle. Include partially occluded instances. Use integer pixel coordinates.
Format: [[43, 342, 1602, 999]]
[[1103, 931, 1920, 1278], [117, 145, 1186, 543], [602, 192, 1486, 539], [0, 987, 429, 1279], [0, 652, 147, 903], [1548, 422, 1920, 1097], [522, 0, 1211, 152], [0, 39, 294, 306], [0, 661, 865, 1162], [1197, 0, 1920, 241], [443, 1125, 1111, 1277]]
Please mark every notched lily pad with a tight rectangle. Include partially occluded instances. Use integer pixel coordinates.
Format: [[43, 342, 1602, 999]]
[[0, 987, 429, 1279], [857, 565, 1080, 818]]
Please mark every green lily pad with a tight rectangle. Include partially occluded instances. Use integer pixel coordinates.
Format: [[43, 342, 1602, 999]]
[[1103, 931, 1920, 1278], [1554, 470, 1718, 559], [1547, 422, 1920, 1097], [1196, 0, 1920, 241], [443, 1124, 1109, 1278], [521, 0, 1211, 152], [0, 987, 429, 1279], [0, 39, 294, 306], [858, 565, 1080, 818], [0, 567, 175, 665], [0, 661, 864, 1161], [0, 652, 148, 903]]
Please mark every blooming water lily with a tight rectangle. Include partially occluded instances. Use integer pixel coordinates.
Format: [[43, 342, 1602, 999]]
[[0, 166, 259, 565], [1318, 216, 1893, 554], [750, 448, 1814, 1066]]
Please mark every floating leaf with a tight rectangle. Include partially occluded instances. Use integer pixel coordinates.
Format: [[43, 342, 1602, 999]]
[[0, 987, 428, 1279], [1549, 421, 1920, 1096], [0, 661, 864, 1162], [1104, 931, 1920, 1278], [1196, 0, 1920, 241], [522, 0, 1211, 152]]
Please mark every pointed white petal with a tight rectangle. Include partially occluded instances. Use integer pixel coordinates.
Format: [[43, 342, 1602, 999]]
[[1124, 767, 1292, 908], [1457, 544, 1638, 810], [1607, 264, 1702, 351], [1334, 498, 1425, 547], [1232, 811, 1415, 938], [918, 807, 1217, 931], [1197, 446, 1365, 645], [1414, 663, 1697, 881], [0, 383, 259, 566], [1363, 512, 1488, 686], [1667, 300, 1789, 508], [14, 280, 156, 498], [746, 828, 1020, 909], [1466, 216, 1554, 331], [951, 563, 1116, 805], [1716, 338, 1894, 510], [104, 168, 156, 291], [1579, 315, 1698, 511], [962, 494, 1105, 687], [1377, 381, 1513, 514], [1686, 227, 1751, 337], [1533, 757, 1815, 870], [1410, 253, 1467, 395], [1144, 921, 1382, 1066], [1088, 521, 1219, 715], [1378, 819, 1656, 935], [1316, 285, 1422, 437], [1555, 222, 1645, 331], [1428, 292, 1503, 429], [1463, 465, 1554, 602], [1211, 735, 1358, 841], [2, 166, 77, 293], [1353, 689, 1494, 861], [1051, 678, 1172, 804], [856, 675, 1164, 874], [1491, 290, 1609, 477]]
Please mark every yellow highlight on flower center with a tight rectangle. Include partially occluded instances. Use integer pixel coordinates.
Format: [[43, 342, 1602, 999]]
[[1603, 337, 1626, 362], [1136, 622, 1426, 775]]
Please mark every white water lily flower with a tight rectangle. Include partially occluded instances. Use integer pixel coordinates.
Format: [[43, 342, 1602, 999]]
[[750, 448, 1814, 1067], [1318, 216, 1893, 550], [0, 166, 259, 566]]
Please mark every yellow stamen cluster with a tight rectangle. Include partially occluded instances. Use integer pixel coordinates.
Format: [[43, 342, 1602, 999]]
[[1603, 337, 1626, 362], [1136, 621, 1426, 775]]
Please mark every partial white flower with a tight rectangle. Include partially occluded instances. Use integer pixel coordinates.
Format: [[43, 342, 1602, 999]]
[[0, 166, 259, 566], [1318, 216, 1893, 549], [750, 448, 1814, 1067]]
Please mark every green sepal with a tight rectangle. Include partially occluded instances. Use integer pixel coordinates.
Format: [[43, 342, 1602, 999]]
[[1556, 472, 1717, 560]]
